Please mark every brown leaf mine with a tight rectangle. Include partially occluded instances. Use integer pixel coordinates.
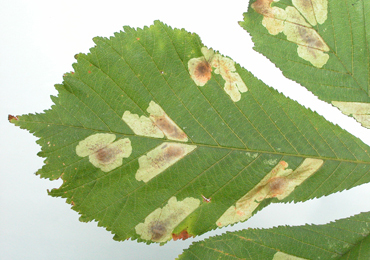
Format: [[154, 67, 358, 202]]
[[292, 0, 328, 26], [188, 47, 248, 102], [188, 47, 214, 87], [147, 101, 188, 142], [216, 158, 323, 227], [76, 133, 132, 172], [332, 101, 370, 128], [122, 101, 188, 142], [122, 111, 164, 139], [188, 58, 212, 86], [284, 7, 330, 68], [135, 196, 200, 243], [253, 0, 330, 68], [135, 142, 197, 183]]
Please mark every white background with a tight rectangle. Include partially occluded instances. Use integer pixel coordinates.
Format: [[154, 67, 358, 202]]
[[1, 0, 370, 259]]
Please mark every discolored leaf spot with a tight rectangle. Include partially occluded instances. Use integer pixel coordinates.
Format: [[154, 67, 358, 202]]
[[188, 58, 212, 86], [8, 114, 19, 122], [135, 197, 200, 242], [216, 158, 323, 227], [135, 142, 197, 183], [211, 53, 248, 102], [332, 101, 370, 128], [273, 251, 307, 260], [292, 0, 328, 26], [147, 101, 188, 142], [122, 111, 164, 138], [251, 0, 275, 17], [188, 47, 248, 102], [284, 7, 329, 68], [262, 7, 287, 35], [76, 133, 132, 172], [172, 229, 193, 241], [188, 47, 214, 86], [122, 101, 188, 141], [252, 0, 330, 68]]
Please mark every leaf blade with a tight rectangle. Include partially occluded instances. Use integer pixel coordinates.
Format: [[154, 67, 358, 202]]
[[178, 211, 370, 260], [12, 20, 370, 243], [240, 0, 370, 128]]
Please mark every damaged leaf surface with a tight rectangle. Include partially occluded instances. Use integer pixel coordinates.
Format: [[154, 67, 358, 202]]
[[241, 0, 370, 128], [10, 21, 370, 243]]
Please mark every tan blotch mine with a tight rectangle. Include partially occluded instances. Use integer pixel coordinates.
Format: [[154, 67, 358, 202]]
[[135, 196, 200, 242], [252, 0, 330, 68], [216, 158, 323, 227], [122, 101, 188, 142], [284, 7, 330, 68], [273, 251, 307, 260], [76, 133, 132, 172], [292, 0, 328, 26], [332, 101, 370, 128], [122, 111, 164, 138], [147, 101, 188, 142], [135, 142, 197, 182], [188, 47, 214, 87], [188, 47, 248, 102]]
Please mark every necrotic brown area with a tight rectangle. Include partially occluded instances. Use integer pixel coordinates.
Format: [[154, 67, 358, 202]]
[[8, 114, 19, 121], [172, 229, 192, 241], [268, 177, 287, 197], [194, 60, 212, 84], [252, 0, 274, 16], [95, 147, 117, 164], [153, 116, 187, 140], [150, 221, 167, 241], [164, 146, 184, 160], [298, 26, 324, 50], [155, 117, 176, 134]]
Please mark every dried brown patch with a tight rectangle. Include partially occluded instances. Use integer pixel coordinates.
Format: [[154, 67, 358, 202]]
[[135, 197, 200, 242], [151, 116, 187, 141], [194, 60, 212, 83], [150, 221, 167, 241], [268, 176, 288, 197], [8, 115, 19, 121], [172, 229, 193, 241], [164, 145, 184, 160], [188, 57, 213, 86], [298, 26, 325, 50], [252, 0, 274, 17], [95, 147, 117, 164], [135, 142, 196, 182], [145, 101, 188, 142]]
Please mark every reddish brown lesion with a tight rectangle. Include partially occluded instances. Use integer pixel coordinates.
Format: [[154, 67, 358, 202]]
[[95, 146, 119, 164], [150, 221, 167, 241], [172, 229, 193, 241], [267, 176, 288, 197], [193, 60, 212, 84], [251, 0, 275, 17], [151, 115, 187, 141], [163, 145, 184, 160], [151, 144, 185, 169], [8, 114, 19, 121], [188, 57, 213, 86]]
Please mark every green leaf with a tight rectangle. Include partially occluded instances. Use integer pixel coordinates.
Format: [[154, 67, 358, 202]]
[[10, 20, 370, 243], [178, 211, 370, 260], [240, 0, 370, 128]]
